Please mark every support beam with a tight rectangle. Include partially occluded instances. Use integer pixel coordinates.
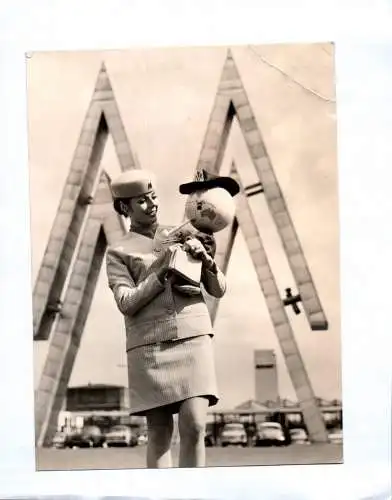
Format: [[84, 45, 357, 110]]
[[33, 63, 136, 341], [33, 62, 137, 445], [192, 49, 328, 332], [230, 161, 328, 443], [35, 173, 127, 447]]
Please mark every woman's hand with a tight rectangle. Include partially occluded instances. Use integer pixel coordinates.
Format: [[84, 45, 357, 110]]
[[183, 238, 216, 271], [155, 245, 176, 283]]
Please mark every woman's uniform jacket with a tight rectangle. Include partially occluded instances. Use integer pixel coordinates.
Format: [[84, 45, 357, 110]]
[[106, 225, 226, 351]]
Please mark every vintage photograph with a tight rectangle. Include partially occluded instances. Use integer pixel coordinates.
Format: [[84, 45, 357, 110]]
[[29, 43, 341, 471]]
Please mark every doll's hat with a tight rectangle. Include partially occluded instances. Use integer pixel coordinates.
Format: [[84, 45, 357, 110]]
[[179, 169, 240, 197], [111, 169, 156, 199]]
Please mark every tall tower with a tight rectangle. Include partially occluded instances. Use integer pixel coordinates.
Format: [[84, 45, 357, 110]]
[[254, 350, 279, 404]]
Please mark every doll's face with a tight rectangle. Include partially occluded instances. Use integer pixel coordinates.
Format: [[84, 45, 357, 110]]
[[185, 188, 236, 233]]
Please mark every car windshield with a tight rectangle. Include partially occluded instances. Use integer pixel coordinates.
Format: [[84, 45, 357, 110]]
[[224, 423, 243, 430], [258, 422, 280, 429], [82, 426, 100, 434]]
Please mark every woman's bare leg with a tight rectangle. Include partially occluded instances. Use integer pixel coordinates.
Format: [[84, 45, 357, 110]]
[[178, 397, 209, 468], [146, 408, 174, 468]]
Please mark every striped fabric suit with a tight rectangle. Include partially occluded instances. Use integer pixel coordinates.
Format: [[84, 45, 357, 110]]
[[106, 225, 226, 415]]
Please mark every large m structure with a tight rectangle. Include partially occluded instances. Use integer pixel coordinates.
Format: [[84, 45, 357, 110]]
[[33, 49, 330, 447], [33, 64, 135, 447]]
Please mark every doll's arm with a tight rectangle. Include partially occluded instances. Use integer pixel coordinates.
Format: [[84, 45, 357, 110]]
[[106, 248, 166, 316]]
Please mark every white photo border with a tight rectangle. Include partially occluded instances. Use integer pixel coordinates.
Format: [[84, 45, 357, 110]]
[[0, 1, 391, 498]]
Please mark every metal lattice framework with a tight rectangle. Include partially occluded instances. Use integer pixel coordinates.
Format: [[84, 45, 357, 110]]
[[33, 50, 329, 447]]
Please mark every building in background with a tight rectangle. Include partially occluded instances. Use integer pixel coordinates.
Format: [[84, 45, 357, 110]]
[[254, 349, 279, 404], [65, 384, 129, 412], [58, 384, 132, 432]]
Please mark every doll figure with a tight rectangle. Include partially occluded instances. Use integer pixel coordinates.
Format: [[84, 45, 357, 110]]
[[156, 169, 240, 295]]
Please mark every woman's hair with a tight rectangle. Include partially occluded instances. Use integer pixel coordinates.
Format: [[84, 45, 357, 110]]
[[113, 198, 131, 217]]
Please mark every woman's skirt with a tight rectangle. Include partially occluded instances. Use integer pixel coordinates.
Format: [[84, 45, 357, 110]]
[[127, 334, 219, 416]]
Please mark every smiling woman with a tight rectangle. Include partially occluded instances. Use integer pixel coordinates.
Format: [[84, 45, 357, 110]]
[[106, 168, 228, 469], [111, 170, 159, 232]]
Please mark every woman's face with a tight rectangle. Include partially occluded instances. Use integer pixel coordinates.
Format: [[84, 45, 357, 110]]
[[128, 190, 158, 224]]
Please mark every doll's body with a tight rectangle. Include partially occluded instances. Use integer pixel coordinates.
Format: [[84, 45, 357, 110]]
[[164, 228, 217, 295], [166, 169, 239, 294]]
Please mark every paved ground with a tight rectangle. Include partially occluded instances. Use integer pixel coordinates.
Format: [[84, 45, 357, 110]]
[[36, 444, 343, 471]]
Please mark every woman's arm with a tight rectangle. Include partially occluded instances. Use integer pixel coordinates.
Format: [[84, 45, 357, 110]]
[[106, 248, 167, 316], [201, 259, 227, 298], [182, 237, 226, 298]]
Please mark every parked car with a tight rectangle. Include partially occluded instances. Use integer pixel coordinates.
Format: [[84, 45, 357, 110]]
[[204, 423, 215, 447], [52, 431, 66, 449], [220, 422, 247, 447], [137, 433, 148, 446], [204, 434, 214, 446], [255, 422, 286, 447], [104, 425, 137, 447], [64, 425, 105, 448], [328, 428, 343, 444], [289, 428, 310, 445]]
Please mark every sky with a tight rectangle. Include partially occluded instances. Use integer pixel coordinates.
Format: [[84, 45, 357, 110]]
[[28, 43, 340, 410]]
